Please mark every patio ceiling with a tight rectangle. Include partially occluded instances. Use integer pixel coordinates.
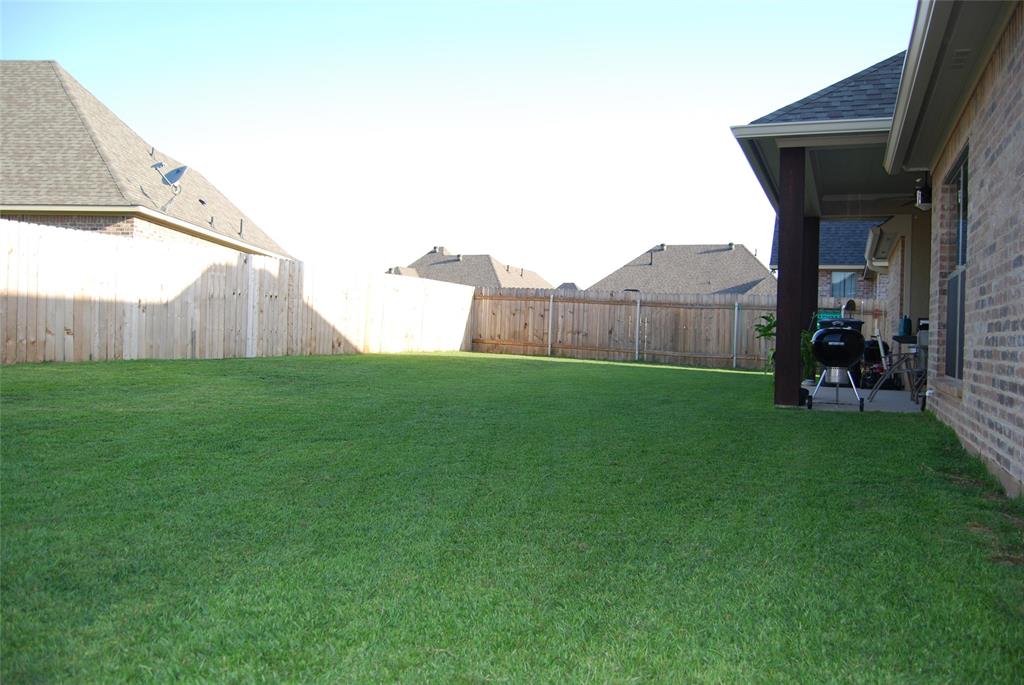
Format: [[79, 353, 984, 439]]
[[731, 119, 921, 218]]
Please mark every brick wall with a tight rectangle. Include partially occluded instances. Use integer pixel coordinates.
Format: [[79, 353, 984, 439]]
[[875, 272, 889, 303], [2, 213, 134, 235], [928, 5, 1024, 494], [1, 213, 231, 250]]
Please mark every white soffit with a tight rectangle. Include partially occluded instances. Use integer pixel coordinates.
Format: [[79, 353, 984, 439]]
[[884, 0, 1017, 173]]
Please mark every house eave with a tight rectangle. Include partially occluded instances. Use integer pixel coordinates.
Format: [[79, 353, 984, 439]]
[[731, 118, 893, 212], [883, 0, 942, 174], [0, 204, 289, 259], [883, 0, 1017, 174], [733, 137, 780, 211]]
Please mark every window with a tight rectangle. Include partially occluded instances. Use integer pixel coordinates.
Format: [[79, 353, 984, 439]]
[[830, 271, 857, 298], [953, 155, 969, 266], [945, 150, 968, 379]]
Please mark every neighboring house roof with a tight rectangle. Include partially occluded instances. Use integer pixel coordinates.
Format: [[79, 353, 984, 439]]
[[588, 244, 776, 296], [393, 247, 553, 289], [751, 52, 906, 124], [0, 61, 287, 256], [768, 218, 888, 269], [556, 282, 579, 291]]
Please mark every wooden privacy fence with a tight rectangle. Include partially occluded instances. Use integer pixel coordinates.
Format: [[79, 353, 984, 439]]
[[1, 220, 475, 364], [471, 287, 889, 370]]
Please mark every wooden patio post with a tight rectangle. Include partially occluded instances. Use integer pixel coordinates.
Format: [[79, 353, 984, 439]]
[[775, 147, 806, 406]]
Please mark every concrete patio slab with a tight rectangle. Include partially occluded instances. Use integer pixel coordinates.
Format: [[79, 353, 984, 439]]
[[801, 380, 925, 413]]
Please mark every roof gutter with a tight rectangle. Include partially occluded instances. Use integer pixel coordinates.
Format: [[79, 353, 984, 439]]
[[770, 262, 870, 271], [0, 204, 289, 260], [883, 0, 945, 174], [864, 225, 889, 274], [731, 117, 892, 141]]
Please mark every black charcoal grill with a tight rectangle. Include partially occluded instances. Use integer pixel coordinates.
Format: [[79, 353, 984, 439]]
[[808, 318, 865, 411]]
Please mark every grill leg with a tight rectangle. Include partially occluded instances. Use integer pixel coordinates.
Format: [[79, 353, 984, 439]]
[[847, 368, 862, 401], [811, 370, 827, 399]]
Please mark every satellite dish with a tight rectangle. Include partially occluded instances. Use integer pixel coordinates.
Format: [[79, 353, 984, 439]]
[[163, 165, 188, 185], [150, 161, 189, 194]]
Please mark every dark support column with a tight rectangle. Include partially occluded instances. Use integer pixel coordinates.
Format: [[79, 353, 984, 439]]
[[801, 216, 820, 333], [775, 147, 805, 406]]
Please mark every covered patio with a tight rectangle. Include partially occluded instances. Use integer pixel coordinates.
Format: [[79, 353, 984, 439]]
[[732, 53, 925, 407]]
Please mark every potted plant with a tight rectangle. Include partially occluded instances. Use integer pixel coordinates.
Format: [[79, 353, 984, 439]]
[[753, 313, 777, 373]]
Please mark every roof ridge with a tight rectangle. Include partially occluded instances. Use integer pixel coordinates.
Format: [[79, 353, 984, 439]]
[[2, 61, 287, 255], [48, 62, 130, 205], [653, 243, 754, 250]]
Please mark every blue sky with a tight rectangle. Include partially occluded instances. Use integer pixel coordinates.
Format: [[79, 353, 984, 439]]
[[1, 0, 917, 285]]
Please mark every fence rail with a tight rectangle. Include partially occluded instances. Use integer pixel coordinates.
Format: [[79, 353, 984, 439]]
[[471, 287, 889, 370], [0, 220, 475, 364]]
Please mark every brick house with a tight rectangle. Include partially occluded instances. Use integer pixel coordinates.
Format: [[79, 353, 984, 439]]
[[769, 218, 891, 301], [588, 243, 776, 296], [0, 61, 287, 257], [390, 246, 553, 289], [733, 0, 1023, 494]]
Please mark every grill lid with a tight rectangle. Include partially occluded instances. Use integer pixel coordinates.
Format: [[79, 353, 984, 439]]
[[811, 327, 865, 368]]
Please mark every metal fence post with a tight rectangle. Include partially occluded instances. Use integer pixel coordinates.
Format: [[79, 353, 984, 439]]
[[634, 294, 641, 361], [732, 301, 740, 368], [547, 292, 555, 356]]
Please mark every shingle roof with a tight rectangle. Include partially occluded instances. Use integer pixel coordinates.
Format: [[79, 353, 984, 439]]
[[768, 218, 888, 268], [587, 244, 776, 296], [394, 247, 553, 289], [0, 61, 287, 256], [751, 52, 905, 124]]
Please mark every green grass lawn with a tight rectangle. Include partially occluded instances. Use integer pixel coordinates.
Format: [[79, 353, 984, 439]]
[[3, 353, 1023, 683]]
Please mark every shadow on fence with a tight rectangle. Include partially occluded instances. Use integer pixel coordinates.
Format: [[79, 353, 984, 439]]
[[2, 221, 477, 365], [1, 254, 360, 364]]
